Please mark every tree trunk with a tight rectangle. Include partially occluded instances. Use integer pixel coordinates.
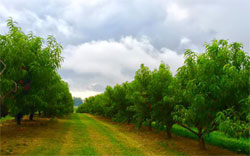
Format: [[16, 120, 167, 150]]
[[29, 113, 34, 121], [198, 135, 206, 150], [166, 126, 172, 138], [138, 120, 143, 129], [127, 117, 131, 124], [198, 126, 206, 150], [38, 111, 41, 117], [149, 120, 152, 131], [16, 113, 23, 125], [178, 123, 206, 150]]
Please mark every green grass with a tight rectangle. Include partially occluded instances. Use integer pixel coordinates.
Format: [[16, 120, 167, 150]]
[[0, 115, 14, 124], [66, 114, 96, 155], [81, 114, 145, 156], [169, 124, 250, 154], [24, 114, 96, 155], [73, 106, 78, 113]]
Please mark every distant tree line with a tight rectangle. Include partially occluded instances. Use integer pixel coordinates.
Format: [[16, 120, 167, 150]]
[[0, 18, 74, 124], [73, 97, 83, 106], [77, 39, 250, 149]]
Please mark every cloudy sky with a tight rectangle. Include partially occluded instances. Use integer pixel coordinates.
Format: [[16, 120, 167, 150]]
[[0, 0, 249, 99]]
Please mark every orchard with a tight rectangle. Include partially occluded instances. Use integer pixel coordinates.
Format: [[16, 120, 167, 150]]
[[0, 17, 249, 153], [77, 39, 250, 150]]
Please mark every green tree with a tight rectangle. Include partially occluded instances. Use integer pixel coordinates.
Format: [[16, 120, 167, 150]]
[[111, 83, 135, 123], [0, 18, 73, 124], [149, 62, 174, 138], [173, 40, 250, 149], [131, 64, 152, 129]]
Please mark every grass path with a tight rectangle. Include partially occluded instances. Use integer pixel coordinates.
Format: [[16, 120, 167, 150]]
[[0, 113, 242, 156], [80, 114, 146, 156], [59, 114, 96, 155], [87, 114, 182, 156]]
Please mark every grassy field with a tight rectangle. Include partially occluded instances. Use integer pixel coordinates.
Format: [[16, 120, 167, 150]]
[[0, 115, 14, 124], [0, 113, 243, 156]]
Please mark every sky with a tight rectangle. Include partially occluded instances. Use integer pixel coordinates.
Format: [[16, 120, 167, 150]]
[[0, 0, 249, 99]]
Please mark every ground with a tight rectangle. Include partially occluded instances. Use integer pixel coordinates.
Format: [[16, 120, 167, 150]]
[[0, 113, 243, 155]]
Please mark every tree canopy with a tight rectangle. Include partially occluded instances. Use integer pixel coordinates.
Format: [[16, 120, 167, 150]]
[[0, 18, 73, 124]]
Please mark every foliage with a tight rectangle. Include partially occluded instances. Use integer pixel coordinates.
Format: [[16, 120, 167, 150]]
[[215, 105, 250, 139], [172, 40, 250, 149], [149, 62, 175, 137], [0, 18, 73, 123], [130, 64, 152, 128], [0, 115, 14, 124]]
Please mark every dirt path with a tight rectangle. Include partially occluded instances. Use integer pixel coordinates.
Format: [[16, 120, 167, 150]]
[[0, 113, 243, 156]]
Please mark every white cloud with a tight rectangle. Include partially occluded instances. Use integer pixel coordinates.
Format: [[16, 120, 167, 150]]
[[178, 37, 199, 52], [62, 36, 184, 97], [166, 3, 189, 21], [62, 36, 184, 75], [180, 37, 191, 45], [159, 48, 185, 73]]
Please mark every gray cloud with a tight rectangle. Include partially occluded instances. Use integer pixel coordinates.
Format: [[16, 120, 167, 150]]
[[0, 0, 249, 98], [1, 0, 249, 51]]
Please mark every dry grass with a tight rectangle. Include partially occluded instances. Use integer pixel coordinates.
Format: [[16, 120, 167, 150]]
[[0, 116, 57, 155]]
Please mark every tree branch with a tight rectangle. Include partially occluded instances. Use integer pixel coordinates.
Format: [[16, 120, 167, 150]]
[[177, 122, 198, 136], [0, 81, 18, 102], [0, 60, 18, 102], [0, 59, 6, 76]]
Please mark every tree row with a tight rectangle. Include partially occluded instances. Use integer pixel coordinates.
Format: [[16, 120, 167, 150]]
[[77, 39, 250, 149], [0, 19, 74, 124]]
